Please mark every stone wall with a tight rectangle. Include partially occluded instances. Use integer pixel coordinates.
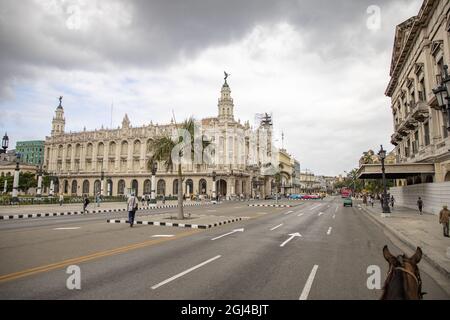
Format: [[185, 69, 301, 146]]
[[389, 182, 450, 215]]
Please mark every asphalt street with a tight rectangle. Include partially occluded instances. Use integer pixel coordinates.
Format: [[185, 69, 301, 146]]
[[0, 197, 448, 300]]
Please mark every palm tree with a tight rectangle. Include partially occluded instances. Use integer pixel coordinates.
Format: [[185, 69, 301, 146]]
[[148, 117, 209, 220]]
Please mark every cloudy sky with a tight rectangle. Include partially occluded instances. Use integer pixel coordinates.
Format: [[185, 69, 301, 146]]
[[0, 0, 423, 176]]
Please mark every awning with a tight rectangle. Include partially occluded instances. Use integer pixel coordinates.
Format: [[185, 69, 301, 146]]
[[357, 163, 435, 179]]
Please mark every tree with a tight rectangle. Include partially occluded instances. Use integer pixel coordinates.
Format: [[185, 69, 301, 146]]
[[148, 117, 210, 220]]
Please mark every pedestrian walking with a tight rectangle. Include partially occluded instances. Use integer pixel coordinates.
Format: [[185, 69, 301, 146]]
[[127, 193, 138, 228], [141, 195, 146, 207], [417, 197, 423, 215], [83, 195, 90, 213], [59, 194, 64, 206], [439, 205, 450, 237], [96, 192, 101, 207], [162, 194, 166, 204], [390, 195, 395, 209]]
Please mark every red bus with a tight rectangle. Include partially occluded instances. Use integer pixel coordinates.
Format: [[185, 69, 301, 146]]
[[341, 187, 352, 198]]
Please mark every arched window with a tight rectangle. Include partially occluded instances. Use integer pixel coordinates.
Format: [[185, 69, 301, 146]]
[[82, 180, 90, 194], [109, 141, 116, 155], [121, 141, 128, 156], [86, 143, 93, 158], [97, 142, 105, 158], [144, 179, 151, 194], [157, 179, 166, 196], [63, 180, 69, 194], [118, 180, 125, 195], [133, 140, 141, 155]]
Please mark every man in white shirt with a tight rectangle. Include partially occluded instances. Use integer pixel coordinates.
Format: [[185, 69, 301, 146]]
[[127, 193, 138, 227]]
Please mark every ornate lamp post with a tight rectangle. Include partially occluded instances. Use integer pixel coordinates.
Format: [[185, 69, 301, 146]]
[[432, 65, 450, 131], [12, 153, 21, 203], [378, 145, 391, 216], [151, 161, 157, 204], [1, 132, 8, 154]]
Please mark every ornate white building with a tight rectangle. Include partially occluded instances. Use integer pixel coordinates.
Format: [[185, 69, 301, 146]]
[[44, 77, 279, 198]]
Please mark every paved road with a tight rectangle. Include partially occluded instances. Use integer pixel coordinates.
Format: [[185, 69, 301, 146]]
[[0, 197, 447, 299]]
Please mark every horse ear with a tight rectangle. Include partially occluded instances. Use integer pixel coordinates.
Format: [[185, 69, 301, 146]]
[[410, 247, 422, 265], [383, 245, 397, 265]]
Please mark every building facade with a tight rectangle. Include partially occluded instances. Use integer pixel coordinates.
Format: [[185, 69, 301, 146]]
[[16, 140, 45, 166], [44, 78, 285, 198], [387, 0, 450, 184], [384, 0, 450, 214]]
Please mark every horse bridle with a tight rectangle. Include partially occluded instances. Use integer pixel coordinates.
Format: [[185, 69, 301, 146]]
[[387, 256, 425, 299]]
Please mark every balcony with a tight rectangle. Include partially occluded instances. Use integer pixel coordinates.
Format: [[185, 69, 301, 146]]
[[410, 101, 429, 122]]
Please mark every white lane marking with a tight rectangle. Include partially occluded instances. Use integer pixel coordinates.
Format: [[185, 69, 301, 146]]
[[335, 206, 338, 213], [332, 214, 336, 219], [53, 227, 81, 230], [318, 212, 324, 216], [299, 265, 319, 300], [151, 235, 175, 238], [234, 207, 243, 209], [280, 233, 302, 247], [256, 212, 268, 215], [151, 255, 222, 290], [270, 224, 283, 231], [211, 228, 245, 241], [284, 210, 294, 215], [298, 213, 304, 217], [310, 204, 321, 211], [207, 210, 217, 212], [327, 227, 332, 235], [327, 205, 330, 208]]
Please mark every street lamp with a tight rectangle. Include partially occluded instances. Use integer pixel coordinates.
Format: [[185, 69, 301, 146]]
[[150, 161, 158, 204], [1, 132, 8, 154], [378, 145, 391, 215], [433, 65, 450, 131]]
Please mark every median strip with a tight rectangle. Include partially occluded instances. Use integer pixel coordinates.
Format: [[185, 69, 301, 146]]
[[107, 217, 243, 230]]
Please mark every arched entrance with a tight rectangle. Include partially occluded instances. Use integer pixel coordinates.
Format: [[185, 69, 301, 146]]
[[131, 179, 138, 196], [82, 180, 89, 195], [94, 180, 101, 195], [173, 179, 179, 196], [199, 179, 207, 195], [144, 179, 151, 195], [71, 180, 77, 195], [185, 179, 193, 196], [63, 180, 69, 194], [157, 179, 166, 196], [118, 180, 125, 195], [106, 179, 113, 196], [445, 171, 450, 182], [53, 178, 60, 194], [216, 179, 227, 197]]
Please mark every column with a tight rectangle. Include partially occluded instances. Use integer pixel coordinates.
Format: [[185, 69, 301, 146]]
[[37, 174, 43, 197], [12, 164, 20, 201], [151, 174, 156, 203], [50, 179, 54, 196]]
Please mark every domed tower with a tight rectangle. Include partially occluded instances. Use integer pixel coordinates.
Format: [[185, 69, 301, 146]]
[[218, 72, 234, 121], [51, 96, 66, 136]]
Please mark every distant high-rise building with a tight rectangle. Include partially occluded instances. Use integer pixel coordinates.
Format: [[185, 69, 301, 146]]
[[15, 140, 45, 166]]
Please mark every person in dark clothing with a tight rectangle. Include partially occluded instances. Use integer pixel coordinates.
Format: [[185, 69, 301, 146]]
[[417, 197, 423, 215], [83, 195, 90, 213]]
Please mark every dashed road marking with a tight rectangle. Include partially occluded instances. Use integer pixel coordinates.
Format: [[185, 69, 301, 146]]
[[53, 227, 81, 230], [327, 227, 332, 235], [151, 255, 222, 290], [299, 265, 319, 300], [270, 224, 283, 231]]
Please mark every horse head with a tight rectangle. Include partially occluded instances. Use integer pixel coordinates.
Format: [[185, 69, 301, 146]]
[[381, 245, 425, 300]]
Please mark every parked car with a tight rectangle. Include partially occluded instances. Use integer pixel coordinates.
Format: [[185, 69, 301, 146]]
[[289, 194, 303, 200], [343, 197, 353, 207]]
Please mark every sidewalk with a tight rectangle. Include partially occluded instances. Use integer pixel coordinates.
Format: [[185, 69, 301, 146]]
[[358, 201, 450, 278]]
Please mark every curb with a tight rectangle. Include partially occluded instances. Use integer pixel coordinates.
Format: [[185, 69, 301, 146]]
[[107, 217, 243, 230], [0, 202, 208, 221], [359, 204, 450, 279], [248, 204, 292, 208]]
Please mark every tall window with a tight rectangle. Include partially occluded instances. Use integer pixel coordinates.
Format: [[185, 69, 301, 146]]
[[424, 122, 430, 146], [443, 112, 449, 139], [413, 131, 419, 154]]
